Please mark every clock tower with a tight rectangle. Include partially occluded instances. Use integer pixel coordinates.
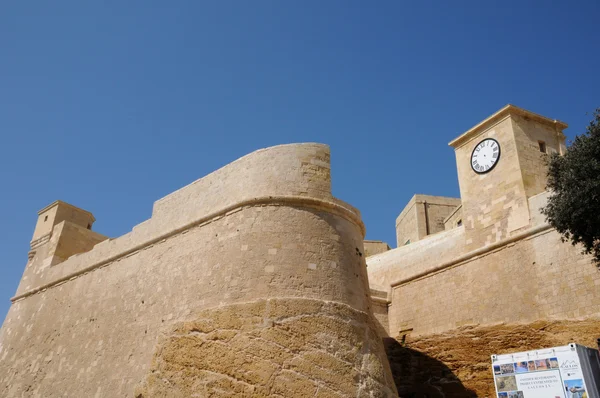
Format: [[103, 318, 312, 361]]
[[449, 105, 567, 250]]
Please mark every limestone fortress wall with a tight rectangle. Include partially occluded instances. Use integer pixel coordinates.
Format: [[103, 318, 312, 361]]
[[366, 106, 600, 341], [364, 105, 600, 396], [367, 107, 600, 342], [3, 105, 600, 398], [0, 143, 397, 397], [368, 191, 600, 338]]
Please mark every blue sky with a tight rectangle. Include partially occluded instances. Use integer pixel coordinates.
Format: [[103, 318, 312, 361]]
[[1, 1, 598, 323]]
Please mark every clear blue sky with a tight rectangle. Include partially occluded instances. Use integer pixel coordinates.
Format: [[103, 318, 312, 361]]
[[1, 1, 598, 323]]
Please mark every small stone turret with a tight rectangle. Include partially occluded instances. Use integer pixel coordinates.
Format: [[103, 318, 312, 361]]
[[31, 200, 96, 246], [19, 201, 108, 295]]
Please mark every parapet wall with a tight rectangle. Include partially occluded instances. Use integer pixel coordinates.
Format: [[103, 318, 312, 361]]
[[367, 225, 465, 289], [1, 143, 397, 397], [150, 143, 337, 233], [13, 143, 361, 300], [388, 226, 600, 336]]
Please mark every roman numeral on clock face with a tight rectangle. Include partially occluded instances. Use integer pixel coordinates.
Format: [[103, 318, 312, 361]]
[[470, 138, 501, 174]]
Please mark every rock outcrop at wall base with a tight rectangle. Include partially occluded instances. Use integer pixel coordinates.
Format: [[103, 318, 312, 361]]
[[384, 319, 600, 397], [135, 298, 397, 397]]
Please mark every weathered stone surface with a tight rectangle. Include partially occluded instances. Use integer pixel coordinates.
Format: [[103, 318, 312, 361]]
[[370, 223, 600, 338], [385, 319, 600, 397], [136, 298, 396, 397]]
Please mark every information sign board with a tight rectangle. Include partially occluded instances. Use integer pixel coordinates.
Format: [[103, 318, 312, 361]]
[[491, 343, 599, 398]]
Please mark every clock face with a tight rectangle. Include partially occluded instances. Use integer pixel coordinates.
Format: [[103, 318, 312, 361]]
[[470, 138, 501, 174]]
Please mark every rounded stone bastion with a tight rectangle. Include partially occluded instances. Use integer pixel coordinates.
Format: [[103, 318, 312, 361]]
[[0, 143, 397, 397]]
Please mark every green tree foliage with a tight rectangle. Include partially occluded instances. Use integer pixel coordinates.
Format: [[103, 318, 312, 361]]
[[542, 109, 600, 267]]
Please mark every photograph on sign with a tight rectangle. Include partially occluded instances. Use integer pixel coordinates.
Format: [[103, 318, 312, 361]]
[[515, 361, 529, 373], [492, 345, 592, 398], [496, 375, 518, 392], [564, 379, 586, 398]]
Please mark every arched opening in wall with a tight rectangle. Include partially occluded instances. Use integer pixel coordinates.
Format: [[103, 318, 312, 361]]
[[457, 219, 462, 227]]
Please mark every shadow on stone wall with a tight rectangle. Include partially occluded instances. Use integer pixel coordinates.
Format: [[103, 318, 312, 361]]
[[382, 319, 600, 397], [383, 338, 477, 398]]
